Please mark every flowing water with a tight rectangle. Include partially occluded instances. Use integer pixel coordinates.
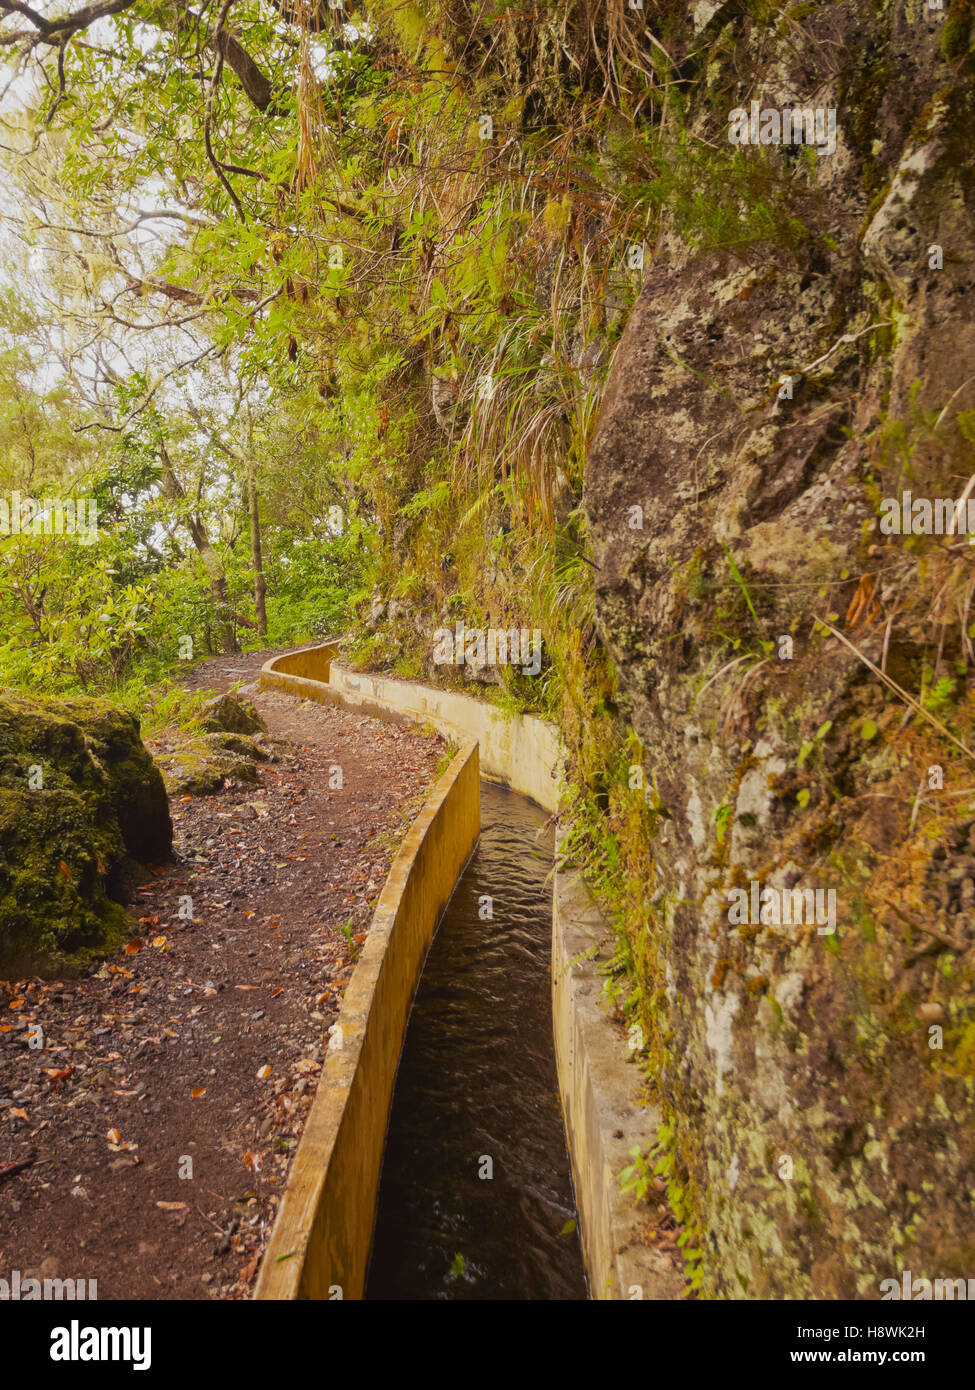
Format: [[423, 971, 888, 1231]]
[[366, 782, 587, 1300]]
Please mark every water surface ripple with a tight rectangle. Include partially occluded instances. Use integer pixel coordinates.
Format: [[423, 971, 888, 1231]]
[[366, 782, 587, 1300]]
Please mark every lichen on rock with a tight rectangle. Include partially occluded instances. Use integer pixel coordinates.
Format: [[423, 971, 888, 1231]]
[[583, 0, 975, 1298]]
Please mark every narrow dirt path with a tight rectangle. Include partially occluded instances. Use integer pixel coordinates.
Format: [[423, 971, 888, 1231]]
[[0, 651, 447, 1299]]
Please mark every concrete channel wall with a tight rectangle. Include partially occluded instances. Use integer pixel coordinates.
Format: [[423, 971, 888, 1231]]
[[255, 739, 480, 1300], [260, 642, 560, 812], [256, 642, 680, 1300], [553, 835, 684, 1301]]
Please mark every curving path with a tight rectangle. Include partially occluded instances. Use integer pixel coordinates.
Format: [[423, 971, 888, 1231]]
[[0, 650, 447, 1299]]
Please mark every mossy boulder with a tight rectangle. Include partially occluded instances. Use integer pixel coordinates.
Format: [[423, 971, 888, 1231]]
[[0, 690, 173, 975], [202, 731, 273, 761], [199, 693, 267, 736], [156, 731, 278, 796]]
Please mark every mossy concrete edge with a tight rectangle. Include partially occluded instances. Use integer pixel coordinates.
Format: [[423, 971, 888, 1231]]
[[553, 831, 683, 1300], [253, 731, 480, 1300]]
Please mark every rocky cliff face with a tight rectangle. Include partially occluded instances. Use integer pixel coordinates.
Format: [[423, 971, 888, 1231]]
[[585, 3, 975, 1296]]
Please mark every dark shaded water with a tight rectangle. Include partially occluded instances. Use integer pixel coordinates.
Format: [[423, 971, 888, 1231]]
[[366, 782, 587, 1300]]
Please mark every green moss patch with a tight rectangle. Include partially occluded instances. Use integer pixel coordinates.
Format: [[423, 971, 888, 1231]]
[[0, 690, 172, 975]]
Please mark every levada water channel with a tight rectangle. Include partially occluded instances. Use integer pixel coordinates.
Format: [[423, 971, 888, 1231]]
[[366, 782, 587, 1300]]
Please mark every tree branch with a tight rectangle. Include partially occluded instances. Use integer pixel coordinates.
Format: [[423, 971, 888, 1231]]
[[0, 0, 56, 33], [215, 27, 285, 116], [204, 0, 246, 223], [0, 0, 140, 42], [43, 37, 66, 124], [2, 0, 286, 124]]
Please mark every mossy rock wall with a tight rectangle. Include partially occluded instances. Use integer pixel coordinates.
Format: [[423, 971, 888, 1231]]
[[0, 691, 172, 975], [583, 4, 975, 1296]]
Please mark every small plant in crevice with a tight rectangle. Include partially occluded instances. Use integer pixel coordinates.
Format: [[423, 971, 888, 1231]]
[[619, 1144, 653, 1203], [712, 797, 734, 847], [339, 914, 361, 963]]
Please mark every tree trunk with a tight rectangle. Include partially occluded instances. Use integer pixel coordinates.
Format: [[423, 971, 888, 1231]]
[[247, 457, 268, 638], [206, 565, 238, 655], [157, 442, 239, 654]]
